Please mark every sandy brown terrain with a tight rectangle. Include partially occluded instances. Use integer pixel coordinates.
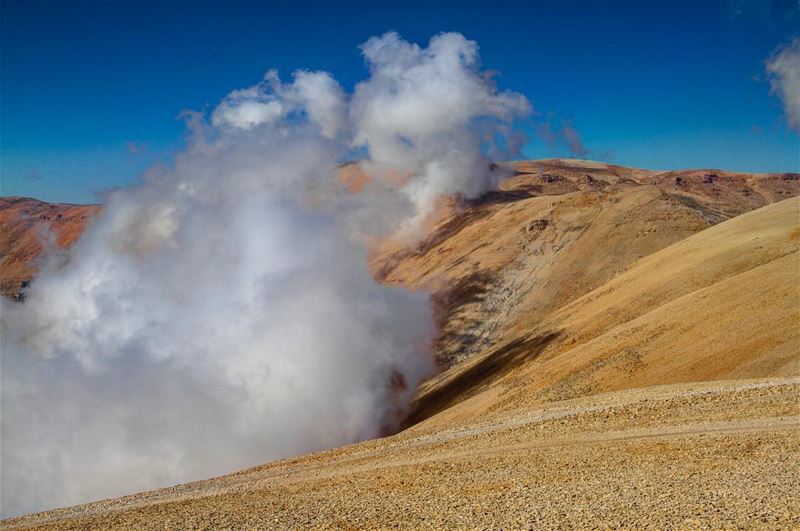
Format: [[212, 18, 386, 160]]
[[4, 378, 798, 529], [0, 197, 99, 300], [373, 159, 799, 369], [407, 195, 800, 430], [1, 160, 798, 529]]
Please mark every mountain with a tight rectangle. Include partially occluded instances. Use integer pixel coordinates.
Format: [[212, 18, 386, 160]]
[[2, 160, 798, 529], [0, 197, 100, 300], [373, 159, 798, 370], [405, 194, 800, 430], [369, 160, 799, 428]]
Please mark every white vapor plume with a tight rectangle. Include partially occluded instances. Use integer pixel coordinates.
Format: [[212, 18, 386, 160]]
[[211, 69, 348, 138], [766, 37, 800, 133], [351, 32, 531, 234], [0, 32, 529, 517]]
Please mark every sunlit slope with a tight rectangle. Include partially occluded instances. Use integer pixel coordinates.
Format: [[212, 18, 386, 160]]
[[6, 378, 798, 529], [409, 197, 800, 428], [373, 160, 799, 368], [2, 164, 799, 528], [0, 197, 99, 299]]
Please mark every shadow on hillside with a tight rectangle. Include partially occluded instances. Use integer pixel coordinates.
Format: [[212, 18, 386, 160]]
[[402, 331, 561, 429], [464, 187, 536, 208], [431, 271, 496, 325], [430, 270, 497, 366], [374, 187, 538, 281], [413, 187, 537, 255]]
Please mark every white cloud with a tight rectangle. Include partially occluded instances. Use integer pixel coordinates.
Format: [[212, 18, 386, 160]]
[[766, 38, 800, 133], [210, 69, 347, 138], [351, 32, 531, 235], [291, 70, 348, 139], [1, 31, 528, 518], [212, 99, 285, 129]]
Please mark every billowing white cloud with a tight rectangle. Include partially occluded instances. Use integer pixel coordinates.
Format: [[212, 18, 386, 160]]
[[351, 32, 531, 235], [211, 69, 347, 139], [292, 70, 348, 139], [766, 38, 800, 133], [1, 32, 528, 518]]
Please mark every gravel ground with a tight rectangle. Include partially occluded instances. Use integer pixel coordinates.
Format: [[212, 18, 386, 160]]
[[5, 377, 798, 530]]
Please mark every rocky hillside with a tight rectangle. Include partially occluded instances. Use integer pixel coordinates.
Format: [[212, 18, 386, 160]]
[[7, 377, 797, 530], [0, 197, 100, 300], [405, 196, 800, 430], [2, 160, 799, 529], [372, 159, 799, 369]]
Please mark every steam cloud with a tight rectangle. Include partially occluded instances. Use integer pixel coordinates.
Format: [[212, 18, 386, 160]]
[[0, 32, 529, 517], [537, 115, 589, 158], [767, 37, 800, 133]]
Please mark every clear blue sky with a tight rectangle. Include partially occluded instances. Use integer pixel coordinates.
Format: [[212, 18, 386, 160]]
[[2, 0, 798, 203]]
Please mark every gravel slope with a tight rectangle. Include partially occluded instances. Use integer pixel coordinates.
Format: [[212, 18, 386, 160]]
[[5, 378, 798, 530], [2, 162, 798, 529]]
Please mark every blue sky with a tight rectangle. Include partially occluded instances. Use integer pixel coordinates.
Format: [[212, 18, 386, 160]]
[[2, 0, 798, 203]]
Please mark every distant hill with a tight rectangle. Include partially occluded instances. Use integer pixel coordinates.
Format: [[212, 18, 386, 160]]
[[0, 197, 100, 300]]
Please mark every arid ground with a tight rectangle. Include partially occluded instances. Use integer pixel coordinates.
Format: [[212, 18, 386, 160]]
[[2, 159, 799, 529]]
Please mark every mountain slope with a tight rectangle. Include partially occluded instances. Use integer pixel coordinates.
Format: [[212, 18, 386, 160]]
[[6, 379, 797, 529], [4, 177, 798, 529], [409, 197, 800, 429], [372, 159, 799, 368], [0, 197, 100, 300]]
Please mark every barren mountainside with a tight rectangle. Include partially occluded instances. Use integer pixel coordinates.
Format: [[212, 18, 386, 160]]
[[0, 197, 100, 300], [368, 159, 800, 428], [2, 159, 799, 529], [373, 159, 799, 369]]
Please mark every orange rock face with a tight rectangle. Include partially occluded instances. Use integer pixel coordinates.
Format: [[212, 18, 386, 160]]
[[0, 197, 100, 300]]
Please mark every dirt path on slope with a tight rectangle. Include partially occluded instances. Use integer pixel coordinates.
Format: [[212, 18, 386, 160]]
[[6, 378, 799, 530]]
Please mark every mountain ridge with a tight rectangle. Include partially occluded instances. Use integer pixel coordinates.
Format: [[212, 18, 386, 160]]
[[2, 159, 798, 528]]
